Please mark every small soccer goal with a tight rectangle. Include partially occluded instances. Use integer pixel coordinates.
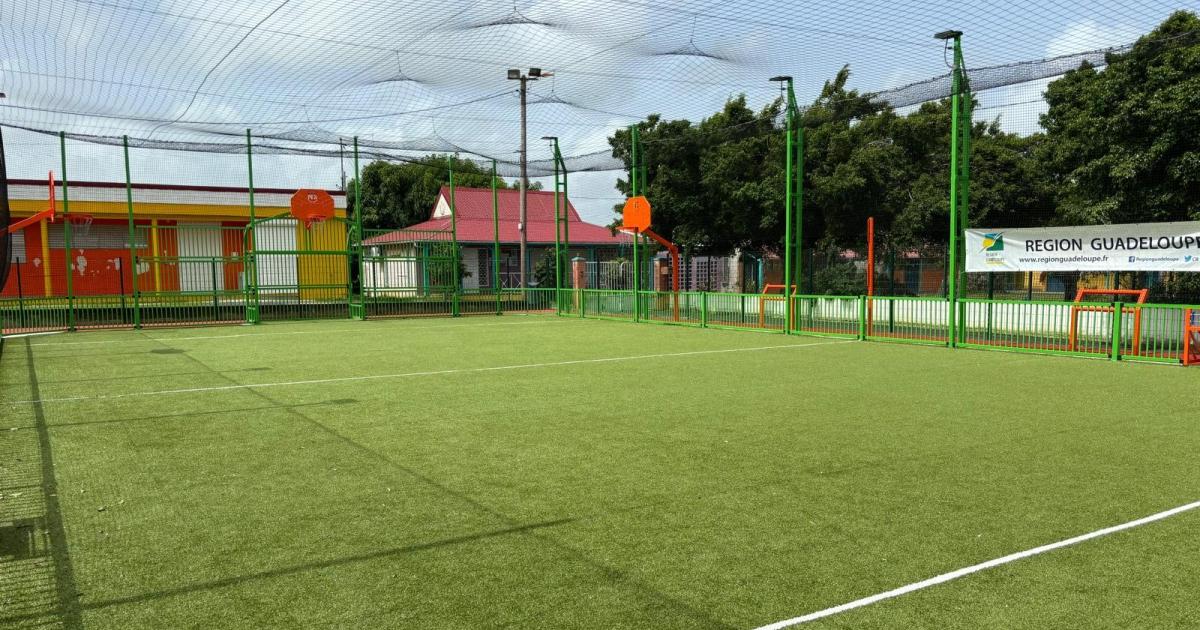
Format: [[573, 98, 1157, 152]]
[[1068, 288, 1147, 356], [1185, 308, 1200, 367], [758, 283, 797, 329]]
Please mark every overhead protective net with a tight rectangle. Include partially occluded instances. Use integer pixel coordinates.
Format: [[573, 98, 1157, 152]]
[[0, 0, 1185, 173]]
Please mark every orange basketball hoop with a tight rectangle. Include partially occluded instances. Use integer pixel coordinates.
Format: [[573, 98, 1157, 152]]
[[6, 171, 58, 235], [290, 189, 335, 228], [622, 196, 651, 233]]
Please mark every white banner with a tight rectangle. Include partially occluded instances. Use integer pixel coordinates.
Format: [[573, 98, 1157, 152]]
[[965, 221, 1200, 272]]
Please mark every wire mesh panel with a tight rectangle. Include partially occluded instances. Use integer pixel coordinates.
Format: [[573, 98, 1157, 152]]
[[250, 216, 352, 322], [137, 224, 248, 327], [1, 136, 72, 333], [865, 296, 949, 345], [361, 227, 457, 318]]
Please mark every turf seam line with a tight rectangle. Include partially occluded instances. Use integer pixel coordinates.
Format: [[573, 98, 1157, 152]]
[[751, 499, 1200, 629], [26, 318, 575, 346], [10, 339, 854, 405], [22, 338, 85, 630]]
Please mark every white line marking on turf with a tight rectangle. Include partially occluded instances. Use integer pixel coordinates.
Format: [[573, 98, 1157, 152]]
[[2, 331, 65, 339], [752, 499, 1200, 629], [26, 319, 574, 347], [10, 339, 853, 405]]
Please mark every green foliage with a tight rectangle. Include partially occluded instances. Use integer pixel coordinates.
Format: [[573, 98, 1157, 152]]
[[1039, 11, 1200, 224], [347, 155, 509, 230], [532, 248, 559, 288], [608, 67, 1052, 256]]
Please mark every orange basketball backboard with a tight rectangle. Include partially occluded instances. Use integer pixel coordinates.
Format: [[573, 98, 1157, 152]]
[[291, 189, 335, 228], [622, 195, 651, 233]]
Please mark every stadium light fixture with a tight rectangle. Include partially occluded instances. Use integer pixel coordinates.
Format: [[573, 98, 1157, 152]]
[[934, 30, 963, 40]]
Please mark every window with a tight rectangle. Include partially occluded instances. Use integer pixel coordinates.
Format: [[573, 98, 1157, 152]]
[[9, 230, 26, 263], [48, 223, 147, 249]]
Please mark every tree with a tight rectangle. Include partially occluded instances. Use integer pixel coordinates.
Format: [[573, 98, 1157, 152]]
[[347, 155, 510, 230], [1039, 10, 1200, 225], [607, 67, 1051, 258]]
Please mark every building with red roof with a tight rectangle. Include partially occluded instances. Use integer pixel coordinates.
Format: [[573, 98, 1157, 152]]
[[363, 187, 631, 289]]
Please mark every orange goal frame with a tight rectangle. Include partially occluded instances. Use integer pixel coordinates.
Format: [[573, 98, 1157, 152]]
[[759, 283, 797, 329], [1185, 308, 1200, 367], [1068, 288, 1147, 355]]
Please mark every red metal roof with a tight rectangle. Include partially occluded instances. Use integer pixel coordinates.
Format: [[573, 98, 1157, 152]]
[[364, 187, 630, 246]]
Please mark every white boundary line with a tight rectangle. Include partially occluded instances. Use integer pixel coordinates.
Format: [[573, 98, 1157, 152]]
[[753, 499, 1200, 629], [10, 339, 854, 405], [2, 331, 65, 339], [24, 318, 576, 347]]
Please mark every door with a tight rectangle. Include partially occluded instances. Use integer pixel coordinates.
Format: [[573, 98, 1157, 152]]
[[177, 224, 224, 293]]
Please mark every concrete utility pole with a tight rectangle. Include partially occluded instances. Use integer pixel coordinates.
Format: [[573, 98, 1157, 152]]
[[507, 67, 550, 288]]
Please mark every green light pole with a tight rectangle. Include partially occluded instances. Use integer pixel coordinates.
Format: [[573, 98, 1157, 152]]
[[936, 29, 968, 347], [542, 135, 569, 314], [491, 159, 501, 315], [447, 156, 460, 317], [771, 75, 802, 333], [352, 137, 364, 319], [630, 125, 640, 322]]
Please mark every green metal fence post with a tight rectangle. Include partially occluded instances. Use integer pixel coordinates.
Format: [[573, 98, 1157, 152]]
[[1111, 301, 1123, 361], [351, 137, 365, 320], [245, 129, 259, 324], [701, 292, 708, 328], [122, 136, 141, 328], [492, 159, 501, 315], [551, 138, 562, 315], [939, 31, 968, 348], [781, 79, 794, 336], [448, 156, 460, 317], [561, 146, 570, 311], [211, 258, 220, 320], [630, 125, 640, 324], [859, 295, 868, 340], [60, 131, 76, 330]]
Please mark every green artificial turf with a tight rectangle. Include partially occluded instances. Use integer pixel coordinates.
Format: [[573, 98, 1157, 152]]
[[1, 315, 1198, 629]]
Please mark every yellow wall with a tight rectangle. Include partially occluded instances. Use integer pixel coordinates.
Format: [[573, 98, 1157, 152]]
[[10, 198, 346, 222], [297, 219, 349, 300]]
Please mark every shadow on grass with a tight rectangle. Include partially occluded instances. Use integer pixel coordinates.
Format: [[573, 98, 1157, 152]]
[[0, 339, 82, 629], [76, 518, 576, 613]]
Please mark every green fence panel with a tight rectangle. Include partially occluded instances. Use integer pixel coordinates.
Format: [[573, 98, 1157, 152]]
[[865, 296, 949, 345], [639, 291, 703, 327], [1123, 303, 1197, 364], [704, 292, 785, 331], [791, 295, 860, 338], [957, 298, 1115, 358], [582, 289, 634, 320], [498, 288, 557, 315]]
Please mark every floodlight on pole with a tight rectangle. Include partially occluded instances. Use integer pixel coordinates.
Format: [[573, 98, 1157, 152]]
[[506, 68, 549, 287], [933, 30, 963, 40]]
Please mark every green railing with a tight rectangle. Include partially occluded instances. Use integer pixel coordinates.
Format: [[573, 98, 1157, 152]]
[[4, 285, 1198, 367], [865, 296, 950, 345], [792, 295, 860, 338], [638, 291, 704, 327]]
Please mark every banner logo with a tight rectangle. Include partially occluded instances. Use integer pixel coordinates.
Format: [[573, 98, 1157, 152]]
[[983, 233, 1004, 251]]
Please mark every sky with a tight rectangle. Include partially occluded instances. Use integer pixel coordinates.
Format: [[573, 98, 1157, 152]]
[[0, 0, 1189, 224]]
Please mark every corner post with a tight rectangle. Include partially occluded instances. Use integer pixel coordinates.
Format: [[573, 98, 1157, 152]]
[[448, 156, 460, 317], [60, 132, 76, 330], [492, 159, 501, 315], [122, 136, 141, 328]]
